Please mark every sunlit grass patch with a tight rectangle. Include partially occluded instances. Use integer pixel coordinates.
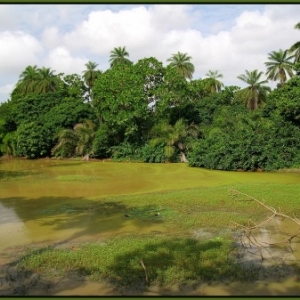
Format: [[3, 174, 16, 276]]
[[229, 183, 300, 216]]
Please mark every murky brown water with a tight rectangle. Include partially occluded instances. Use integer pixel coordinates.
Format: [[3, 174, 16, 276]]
[[1, 159, 300, 295]]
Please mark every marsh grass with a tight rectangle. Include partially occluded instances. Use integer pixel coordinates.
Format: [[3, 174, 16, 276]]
[[0, 170, 37, 181], [113, 184, 282, 230], [17, 234, 256, 288], [55, 175, 105, 182], [124, 205, 176, 221]]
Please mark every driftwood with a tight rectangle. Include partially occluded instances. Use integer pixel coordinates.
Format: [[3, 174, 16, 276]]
[[230, 189, 300, 262]]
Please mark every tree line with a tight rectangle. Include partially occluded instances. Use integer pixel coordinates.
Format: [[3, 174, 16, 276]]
[[1, 23, 300, 171]]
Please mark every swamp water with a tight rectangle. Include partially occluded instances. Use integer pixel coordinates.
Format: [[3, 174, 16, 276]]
[[1, 159, 300, 295]]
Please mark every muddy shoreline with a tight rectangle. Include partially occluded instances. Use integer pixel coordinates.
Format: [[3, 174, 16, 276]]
[[1, 230, 300, 296]]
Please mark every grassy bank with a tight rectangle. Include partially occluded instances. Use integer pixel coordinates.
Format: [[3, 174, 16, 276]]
[[17, 234, 256, 289]]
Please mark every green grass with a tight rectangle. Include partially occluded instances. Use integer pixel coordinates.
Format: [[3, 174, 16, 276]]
[[55, 175, 105, 182], [17, 234, 257, 288], [112, 183, 300, 230]]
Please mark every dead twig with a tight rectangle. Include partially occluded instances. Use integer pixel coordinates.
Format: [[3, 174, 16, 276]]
[[140, 259, 149, 283], [230, 188, 300, 261]]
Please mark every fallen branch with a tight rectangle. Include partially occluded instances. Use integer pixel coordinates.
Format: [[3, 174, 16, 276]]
[[140, 259, 149, 283], [230, 188, 300, 260]]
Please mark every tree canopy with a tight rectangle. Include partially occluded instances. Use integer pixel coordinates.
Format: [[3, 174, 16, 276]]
[[265, 49, 294, 88], [109, 46, 132, 68], [167, 52, 195, 80], [2, 25, 300, 171], [235, 69, 270, 111]]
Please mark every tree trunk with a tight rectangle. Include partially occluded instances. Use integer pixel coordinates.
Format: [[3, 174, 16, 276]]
[[82, 153, 90, 161], [180, 151, 188, 163]]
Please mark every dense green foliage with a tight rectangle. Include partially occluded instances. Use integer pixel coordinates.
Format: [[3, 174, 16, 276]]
[[1, 30, 300, 170]]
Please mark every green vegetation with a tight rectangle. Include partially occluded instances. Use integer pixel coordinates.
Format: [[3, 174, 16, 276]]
[[204, 70, 224, 94], [17, 235, 255, 287], [1, 23, 300, 171], [265, 49, 294, 88], [167, 51, 195, 79], [235, 69, 270, 111], [109, 46, 132, 68]]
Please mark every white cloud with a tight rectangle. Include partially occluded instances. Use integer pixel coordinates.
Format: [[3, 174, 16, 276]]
[[149, 5, 193, 31], [0, 31, 43, 76], [0, 83, 15, 101], [63, 6, 155, 56], [42, 26, 61, 49], [44, 46, 87, 75], [0, 5, 16, 31]]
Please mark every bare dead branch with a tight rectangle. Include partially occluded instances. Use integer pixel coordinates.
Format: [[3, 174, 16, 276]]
[[230, 188, 300, 262], [140, 259, 149, 283]]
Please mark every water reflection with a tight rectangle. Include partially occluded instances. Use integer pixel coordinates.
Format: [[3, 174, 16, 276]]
[[0, 202, 30, 251], [234, 218, 300, 273], [1, 159, 300, 255], [0, 196, 170, 253]]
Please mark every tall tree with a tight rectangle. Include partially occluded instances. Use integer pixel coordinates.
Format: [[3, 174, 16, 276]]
[[13, 65, 39, 96], [82, 61, 101, 102], [265, 49, 294, 88], [12, 66, 59, 97], [35, 67, 59, 94], [204, 70, 224, 93], [167, 52, 195, 80], [150, 119, 198, 162], [109, 46, 132, 68], [289, 22, 300, 63], [52, 120, 96, 160], [236, 69, 271, 111]]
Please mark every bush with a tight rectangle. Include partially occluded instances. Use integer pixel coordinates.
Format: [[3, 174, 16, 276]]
[[141, 142, 167, 163], [112, 142, 143, 161], [16, 122, 52, 158], [188, 113, 300, 171]]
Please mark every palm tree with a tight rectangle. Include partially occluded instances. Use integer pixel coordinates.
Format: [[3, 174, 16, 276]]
[[82, 61, 101, 101], [14, 65, 39, 96], [109, 46, 132, 68], [167, 52, 195, 80], [0, 131, 17, 156], [51, 128, 78, 158], [73, 120, 96, 160], [289, 22, 300, 63], [35, 67, 59, 94], [13, 65, 59, 96], [236, 70, 271, 111], [52, 120, 96, 160], [150, 119, 198, 162], [265, 49, 294, 88], [204, 70, 224, 93]]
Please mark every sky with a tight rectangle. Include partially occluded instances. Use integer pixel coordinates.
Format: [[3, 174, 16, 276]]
[[1, 4, 300, 103]]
